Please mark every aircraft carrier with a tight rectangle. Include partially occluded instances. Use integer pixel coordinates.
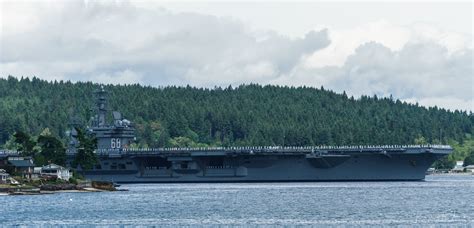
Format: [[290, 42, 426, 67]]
[[65, 87, 452, 183]]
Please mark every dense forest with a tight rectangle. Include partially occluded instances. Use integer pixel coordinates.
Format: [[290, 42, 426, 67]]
[[0, 76, 472, 157]]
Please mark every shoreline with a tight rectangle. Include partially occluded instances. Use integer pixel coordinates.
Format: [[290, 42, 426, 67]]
[[0, 180, 121, 195], [1, 187, 106, 196], [39, 187, 105, 194], [427, 172, 473, 176]]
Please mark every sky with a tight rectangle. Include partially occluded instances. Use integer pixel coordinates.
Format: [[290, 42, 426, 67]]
[[0, 0, 473, 111]]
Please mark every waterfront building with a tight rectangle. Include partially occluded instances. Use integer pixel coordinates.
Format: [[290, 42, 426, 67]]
[[452, 161, 465, 173], [7, 157, 34, 179], [0, 169, 10, 184], [465, 165, 474, 173], [41, 164, 71, 180]]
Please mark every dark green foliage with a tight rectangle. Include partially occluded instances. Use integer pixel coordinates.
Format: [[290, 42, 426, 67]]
[[433, 157, 456, 170], [72, 128, 97, 170], [68, 177, 78, 185], [71, 170, 84, 180], [463, 151, 474, 167], [37, 134, 66, 166], [0, 76, 472, 148], [13, 131, 36, 156], [9, 129, 66, 166]]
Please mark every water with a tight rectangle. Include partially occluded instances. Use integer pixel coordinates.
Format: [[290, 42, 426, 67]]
[[1, 174, 473, 226]]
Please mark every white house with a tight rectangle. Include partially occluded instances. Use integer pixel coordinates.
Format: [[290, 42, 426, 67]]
[[451, 161, 465, 173], [7, 156, 35, 179], [41, 164, 71, 180], [465, 165, 474, 173], [0, 169, 10, 184]]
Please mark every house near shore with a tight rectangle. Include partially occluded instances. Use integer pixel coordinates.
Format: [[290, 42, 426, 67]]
[[41, 164, 71, 180], [0, 169, 10, 184], [465, 165, 474, 173], [451, 161, 465, 173], [7, 157, 34, 179]]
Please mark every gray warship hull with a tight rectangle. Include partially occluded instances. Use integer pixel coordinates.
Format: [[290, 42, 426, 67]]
[[67, 146, 451, 183]]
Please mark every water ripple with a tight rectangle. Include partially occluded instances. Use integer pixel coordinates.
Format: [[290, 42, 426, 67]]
[[1, 174, 473, 226]]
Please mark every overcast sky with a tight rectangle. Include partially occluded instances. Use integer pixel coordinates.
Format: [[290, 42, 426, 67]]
[[1, 0, 472, 111]]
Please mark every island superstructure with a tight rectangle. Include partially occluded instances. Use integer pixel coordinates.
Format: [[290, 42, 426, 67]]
[[65, 86, 453, 183]]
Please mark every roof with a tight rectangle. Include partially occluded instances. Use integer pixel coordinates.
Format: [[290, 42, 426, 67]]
[[8, 159, 34, 167], [42, 164, 67, 171], [465, 165, 474, 169]]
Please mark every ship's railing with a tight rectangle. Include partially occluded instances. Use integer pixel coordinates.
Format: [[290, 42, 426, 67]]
[[87, 144, 452, 155], [0, 149, 19, 155]]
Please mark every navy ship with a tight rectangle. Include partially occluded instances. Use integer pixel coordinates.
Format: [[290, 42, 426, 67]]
[[66, 87, 452, 183]]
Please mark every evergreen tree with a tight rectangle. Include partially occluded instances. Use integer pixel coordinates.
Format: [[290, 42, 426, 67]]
[[37, 129, 66, 166], [463, 151, 474, 167], [433, 157, 456, 170], [13, 131, 36, 156], [72, 128, 97, 170]]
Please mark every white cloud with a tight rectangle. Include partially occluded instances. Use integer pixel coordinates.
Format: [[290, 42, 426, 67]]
[[93, 69, 143, 85], [277, 41, 473, 111], [0, 0, 472, 111], [306, 20, 472, 68], [306, 21, 410, 68], [403, 97, 473, 113], [1, 0, 329, 87]]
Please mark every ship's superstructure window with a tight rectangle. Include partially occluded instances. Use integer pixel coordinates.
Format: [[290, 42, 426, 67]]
[[118, 164, 126, 169]]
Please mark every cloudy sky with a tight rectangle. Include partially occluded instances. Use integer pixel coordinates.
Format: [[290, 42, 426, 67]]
[[1, 1, 472, 111]]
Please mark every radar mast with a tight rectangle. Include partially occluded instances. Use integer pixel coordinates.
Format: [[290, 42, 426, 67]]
[[94, 85, 108, 127]]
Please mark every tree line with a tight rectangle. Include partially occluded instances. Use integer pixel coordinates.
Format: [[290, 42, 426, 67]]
[[4, 127, 97, 169], [1, 76, 472, 146], [0, 76, 472, 167]]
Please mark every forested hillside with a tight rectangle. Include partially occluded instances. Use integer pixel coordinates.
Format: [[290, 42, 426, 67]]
[[0, 76, 472, 149]]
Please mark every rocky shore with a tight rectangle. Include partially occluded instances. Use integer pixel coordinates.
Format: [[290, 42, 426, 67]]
[[40, 183, 81, 191], [0, 181, 120, 195]]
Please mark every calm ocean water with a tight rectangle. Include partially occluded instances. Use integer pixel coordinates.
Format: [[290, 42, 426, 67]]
[[1, 174, 473, 227]]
